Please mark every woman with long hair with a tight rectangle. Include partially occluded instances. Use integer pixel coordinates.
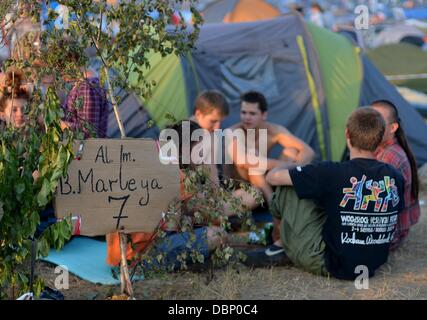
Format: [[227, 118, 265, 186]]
[[372, 100, 420, 250]]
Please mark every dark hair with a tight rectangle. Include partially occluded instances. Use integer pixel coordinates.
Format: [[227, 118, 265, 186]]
[[346, 108, 385, 152], [311, 3, 324, 13], [194, 90, 229, 117], [0, 70, 30, 112], [240, 91, 268, 112], [167, 120, 202, 170], [372, 99, 419, 199], [290, 4, 304, 15]]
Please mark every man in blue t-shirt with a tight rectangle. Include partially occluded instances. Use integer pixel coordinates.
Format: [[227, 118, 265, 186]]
[[265, 108, 405, 280]]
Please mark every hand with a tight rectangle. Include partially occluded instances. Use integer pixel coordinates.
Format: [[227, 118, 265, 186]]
[[32, 170, 40, 183]]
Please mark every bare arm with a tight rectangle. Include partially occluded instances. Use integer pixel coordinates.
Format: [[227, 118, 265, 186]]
[[227, 134, 289, 171], [248, 173, 273, 202], [266, 158, 295, 170], [266, 165, 293, 186], [272, 125, 315, 165]]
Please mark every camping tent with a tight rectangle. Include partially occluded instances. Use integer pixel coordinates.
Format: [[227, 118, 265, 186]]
[[371, 24, 425, 48], [201, 0, 280, 23], [367, 43, 427, 94], [397, 87, 427, 118], [403, 7, 427, 20], [111, 14, 427, 167]]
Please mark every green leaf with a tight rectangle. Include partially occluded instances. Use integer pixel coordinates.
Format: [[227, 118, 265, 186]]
[[37, 178, 50, 207], [36, 237, 48, 258], [50, 168, 63, 183], [0, 0, 203, 299], [52, 227, 59, 242], [17, 272, 29, 286], [0, 200, 4, 223], [15, 183, 25, 195]]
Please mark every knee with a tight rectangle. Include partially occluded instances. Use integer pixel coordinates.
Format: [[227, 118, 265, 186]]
[[233, 188, 259, 210], [244, 196, 258, 210], [270, 186, 291, 217], [206, 227, 228, 250]]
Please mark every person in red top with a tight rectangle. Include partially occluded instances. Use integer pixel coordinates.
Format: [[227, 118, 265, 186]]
[[61, 74, 109, 139], [372, 100, 420, 250], [58, 45, 109, 139]]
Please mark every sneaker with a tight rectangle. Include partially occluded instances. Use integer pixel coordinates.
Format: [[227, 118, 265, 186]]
[[39, 286, 64, 300], [265, 244, 285, 257], [240, 246, 290, 268]]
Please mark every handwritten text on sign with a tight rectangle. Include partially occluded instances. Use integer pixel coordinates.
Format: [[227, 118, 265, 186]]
[[55, 139, 180, 236]]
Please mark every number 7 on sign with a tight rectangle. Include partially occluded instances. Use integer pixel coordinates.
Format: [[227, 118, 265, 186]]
[[109, 195, 130, 230]]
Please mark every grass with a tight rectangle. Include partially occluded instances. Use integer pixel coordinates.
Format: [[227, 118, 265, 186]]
[[36, 185, 427, 300]]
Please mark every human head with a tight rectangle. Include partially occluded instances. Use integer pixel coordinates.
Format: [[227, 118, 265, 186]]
[[290, 4, 304, 15], [371, 100, 400, 143], [193, 90, 229, 132], [240, 91, 268, 130], [49, 39, 87, 81], [371, 99, 419, 199], [0, 71, 29, 128], [345, 108, 385, 152], [311, 3, 324, 13]]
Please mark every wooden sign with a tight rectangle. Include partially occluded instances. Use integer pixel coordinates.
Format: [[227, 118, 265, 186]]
[[55, 139, 180, 236]]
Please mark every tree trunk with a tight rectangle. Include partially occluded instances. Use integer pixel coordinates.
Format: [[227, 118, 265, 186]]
[[103, 65, 132, 297], [103, 65, 126, 138], [119, 231, 134, 298]]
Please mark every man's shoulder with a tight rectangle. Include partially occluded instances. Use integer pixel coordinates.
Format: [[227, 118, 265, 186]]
[[292, 160, 341, 174], [350, 158, 404, 184], [367, 158, 403, 175], [264, 121, 285, 132], [74, 78, 104, 92], [378, 143, 408, 165], [380, 161, 405, 181], [264, 122, 297, 140]]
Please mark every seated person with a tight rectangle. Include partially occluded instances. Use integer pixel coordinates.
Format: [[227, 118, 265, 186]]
[[189, 89, 229, 134], [371, 100, 420, 250], [224, 91, 315, 205], [265, 108, 405, 279], [0, 70, 59, 238], [0, 70, 28, 129], [189, 90, 260, 215], [106, 120, 228, 269]]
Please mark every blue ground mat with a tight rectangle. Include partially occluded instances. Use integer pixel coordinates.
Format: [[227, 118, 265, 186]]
[[41, 236, 142, 285]]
